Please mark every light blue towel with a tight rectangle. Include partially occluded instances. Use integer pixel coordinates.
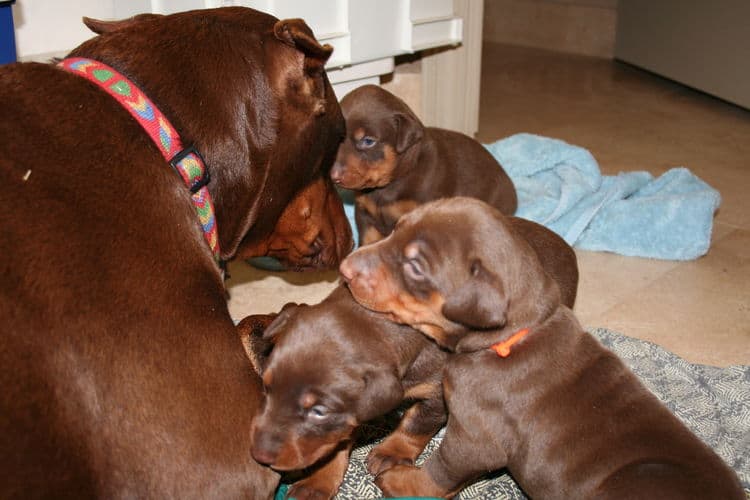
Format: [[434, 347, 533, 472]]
[[485, 133, 721, 260], [341, 133, 720, 260]]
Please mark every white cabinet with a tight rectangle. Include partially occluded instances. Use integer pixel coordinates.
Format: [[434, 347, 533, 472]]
[[13, 0, 466, 119], [111, 0, 463, 97]]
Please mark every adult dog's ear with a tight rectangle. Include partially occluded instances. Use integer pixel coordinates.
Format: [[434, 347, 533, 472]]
[[273, 18, 333, 74], [82, 14, 162, 35], [393, 112, 424, 154], [274, 18, 334, 116], [356, 368, 404, 423], [441, 259, 507, 330]]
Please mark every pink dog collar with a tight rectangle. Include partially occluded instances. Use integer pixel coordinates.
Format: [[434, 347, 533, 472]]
[[58, 57, 221, 263]]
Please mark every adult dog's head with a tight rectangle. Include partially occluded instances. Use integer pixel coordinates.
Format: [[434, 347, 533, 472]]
[[76, 8, 347, 263]]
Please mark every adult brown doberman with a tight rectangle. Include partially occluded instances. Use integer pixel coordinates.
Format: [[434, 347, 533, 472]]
[[0, 8, 349, 498]]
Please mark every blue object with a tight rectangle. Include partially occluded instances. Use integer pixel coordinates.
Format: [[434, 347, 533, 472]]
[[484, 133, 721, 260], [0, 1, 16, 65]]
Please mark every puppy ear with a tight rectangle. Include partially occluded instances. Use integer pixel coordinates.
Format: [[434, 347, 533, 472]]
[[236, 313, 279, 374], [441, 260, 507, 330], [82, 14, 161, 34], [261, 302, 301, 341], [356, 369, 404, 423], [273, 19, 333, 73], [394, 112, 424, 153]]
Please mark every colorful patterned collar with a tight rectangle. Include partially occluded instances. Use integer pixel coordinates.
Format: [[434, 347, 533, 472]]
[[58, 57, 221, 263]]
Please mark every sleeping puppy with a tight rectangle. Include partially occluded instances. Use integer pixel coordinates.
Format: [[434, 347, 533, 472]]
[[330, 84, 517, 246], [339, 197, 744, 499], [240, 287, 448, 500]]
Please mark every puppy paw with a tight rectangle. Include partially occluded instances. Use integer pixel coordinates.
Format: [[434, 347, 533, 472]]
[[375, 465, 449, 499], [367, 431, 430, 476], [367, 447, 413, 477], [286, 480, 335, 500]]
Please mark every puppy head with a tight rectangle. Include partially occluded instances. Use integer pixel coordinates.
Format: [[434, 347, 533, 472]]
[[249, 299, 402, 471], [330, 85, 424, 190], [339, 197, 560, 351], [235, 176, 353, 270]]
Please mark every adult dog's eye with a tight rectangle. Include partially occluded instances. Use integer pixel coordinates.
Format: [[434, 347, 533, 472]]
[[307, 404, 329, 420], [403, 259, 425, 281], [356, 136, 377, 150]]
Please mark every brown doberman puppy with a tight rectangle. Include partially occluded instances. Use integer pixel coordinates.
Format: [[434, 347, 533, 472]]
[[238, 286, 448, 500], [330, 84, 517, 246], [237, 214, 578, 499], [339, 198, 744, 499], [237, 176, 353, 271], [0, 8, 348, 498]]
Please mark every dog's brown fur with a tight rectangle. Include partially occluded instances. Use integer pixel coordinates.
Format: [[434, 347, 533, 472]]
[[330, 85, 517, 246], [238, 287, 448, 500], [236, 176, 353, 271], [0, 8, 348, 498], [238, 216, 578, 499], [340, 198, 744, 499]]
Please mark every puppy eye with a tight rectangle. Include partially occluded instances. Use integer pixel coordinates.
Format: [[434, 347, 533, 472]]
[[403, 259, 425, 281], [356, 136, 377, 150], [307, 404, 329, 420]]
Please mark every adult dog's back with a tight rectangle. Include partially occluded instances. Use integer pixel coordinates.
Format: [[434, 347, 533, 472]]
[[0, 7, 345, 498]]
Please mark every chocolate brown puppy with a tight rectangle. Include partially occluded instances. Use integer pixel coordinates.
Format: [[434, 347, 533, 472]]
[[339, 198, 744, 499], [0, 8, 347, 498], [330, 84, 517, 246], [240, 286, 448, 500]]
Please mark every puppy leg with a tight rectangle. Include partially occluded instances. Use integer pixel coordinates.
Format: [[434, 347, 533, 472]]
[[367, 391, 446, 476], [286, 442, 353, 500], [354, 204, 385, 246], [376, 414, 509, 498]]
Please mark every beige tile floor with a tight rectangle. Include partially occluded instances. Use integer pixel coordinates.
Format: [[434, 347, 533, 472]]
[[227, 43, 750, 368]]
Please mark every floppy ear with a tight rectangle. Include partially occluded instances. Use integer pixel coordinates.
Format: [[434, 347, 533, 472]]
[[82, 14, 162, 35], [236, 313, 278, 374], [236, 303, 301, 374], [394, 112, 424, 153], [441, 260, 507, 330], [356, 368, 404, 423], [273, 18, 333, 74]]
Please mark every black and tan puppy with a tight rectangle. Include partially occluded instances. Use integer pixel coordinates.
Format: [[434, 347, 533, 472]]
[[339, 197, 744, 499], [330, 84, 517, 246], [240, 287, 448, 500]]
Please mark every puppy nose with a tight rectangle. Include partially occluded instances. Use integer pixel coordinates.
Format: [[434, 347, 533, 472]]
[[251, 445, 276, 466], [339, 255, 356, 281], [250, 430, 279, 466], [330, 163, 344, 184]]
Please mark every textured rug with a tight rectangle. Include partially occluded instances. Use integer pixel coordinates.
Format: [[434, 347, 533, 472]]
[[326, 328, 749, 499]]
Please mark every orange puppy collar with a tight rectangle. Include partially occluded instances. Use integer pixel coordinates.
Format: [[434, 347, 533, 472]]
[[490, 328, 530, 358]]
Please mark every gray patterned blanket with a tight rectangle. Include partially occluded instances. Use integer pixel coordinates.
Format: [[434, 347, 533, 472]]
[[328, 328, 750, 499]]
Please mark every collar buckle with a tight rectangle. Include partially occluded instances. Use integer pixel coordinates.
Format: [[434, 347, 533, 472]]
[[170, 145, 211, 193]]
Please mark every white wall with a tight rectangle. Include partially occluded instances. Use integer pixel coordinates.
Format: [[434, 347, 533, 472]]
[[12, 1, 117, 59]]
